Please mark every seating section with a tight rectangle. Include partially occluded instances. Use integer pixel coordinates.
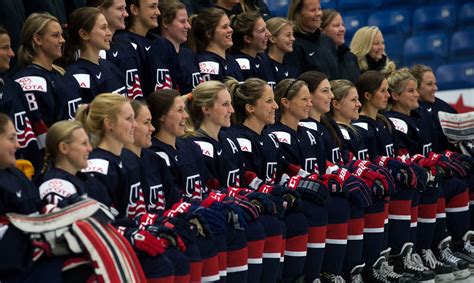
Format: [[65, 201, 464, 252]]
[[343, 13, 367, 43], [383, 34, 404, 66], [459, 3, 474, 28], [338, 0, 382, 13], [450, 30, 474, 63], [367, 9, 411, 36], [436, 62, 474, 90], [412, 4, 457, 34], [266, 0, 290, 17], [266, 0, 474, 90], [404, 33, 449, 69]]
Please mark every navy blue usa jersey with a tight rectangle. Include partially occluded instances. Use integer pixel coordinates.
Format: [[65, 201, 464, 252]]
[[230, 125, 284, 184], [177, 46, 203, 95], [352, 115, 397, 159], [0, 167, 40, 215], [197, 51, 244, 82], [300, 118, 343, 165], [140, 149, 181, 211], [147, 35, 180, 95], [188, 130, 245, 188], [150, 137, 208, 201], [113, 32, 179, 97], [336, 122, 370, 162], [0, 167, 41, 278], [232, 52, 276, 88], [104, 36, 146, 100], [67, 58, 126, 103], [268, 123, 322, 174], [268, 57, 299, 84], [0, 75, 44, 171], [83, 148, 139, 219], [14, 64, 83, 126], [36, 167, 111, 206], [384, 109, 433, 156], [419, 98, 457, 152]]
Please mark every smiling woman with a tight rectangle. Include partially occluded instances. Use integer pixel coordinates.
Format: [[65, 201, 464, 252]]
[[190, 7, 244, 82], [230, 11, 276, 85], [321, 9, 360, 82], [65, 7, 127, 102], [36, 120, 112, 206], [14, 13, 83, 128], [350, 26, 396, 75], [0, 114, 66, 282], [285, 0, 341, 80]]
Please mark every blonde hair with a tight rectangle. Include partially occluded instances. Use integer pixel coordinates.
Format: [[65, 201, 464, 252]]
[[266, 17, 293, 48], [75, 93, 129, 146], [43, 120, 85, 173], [185, 80, 227, 135], [350, 26, 396, 74], [328, 79, 356, 118], [386, 68, 417, 108], [18, 13, 61, 66]]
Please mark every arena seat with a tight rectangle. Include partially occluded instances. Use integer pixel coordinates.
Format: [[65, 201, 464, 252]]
[[266, 0, 290, 17], [450, 30, 474, 63], [413, 4, 457, 34], [458, 3, 474, 29], [436, 62, 474, 90], [321, 0, 338, 10], [384, 34, 405, 66], [343, 13, 367, 43], [338, 0, 382, 13], [403, 32, 449, 69], [368, 8, 411, 36], [380, 0, 413, 9]]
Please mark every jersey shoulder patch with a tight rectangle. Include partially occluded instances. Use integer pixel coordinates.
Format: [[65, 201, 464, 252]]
[[82, 158, 110, 174], [235, 58, 251, 70], [299, 121, 318, 131], [72, 74, 91, 88], [352, 122, 368, 131], [15, 76, 48, 93], [98, 49, 107, 60], [155, 151, 171, 166], [388, 118, 408, 134], [199, 61, 220, 75], [272, 131, 292, 145], [339, 127, 351, 140], [38, 179, 77, 202], [236, 138, 252, 152], [193, 141, 214, 158]]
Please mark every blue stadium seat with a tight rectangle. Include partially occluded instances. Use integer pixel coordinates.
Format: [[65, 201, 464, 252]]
[[368, 9, 411, 36], [459, 3, 474, 28], [381, 0, 412, 9], [384, 34, 404, 66], [403, 33, 449, 69], [450, 31, 474, 63], [321, 0, 337, 10], [267, 0, 289, 17], [343, 13, 367, 43], [338, 0, 382, 13], [413, 4, 457, 34], [436, 62, 474, 90]]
